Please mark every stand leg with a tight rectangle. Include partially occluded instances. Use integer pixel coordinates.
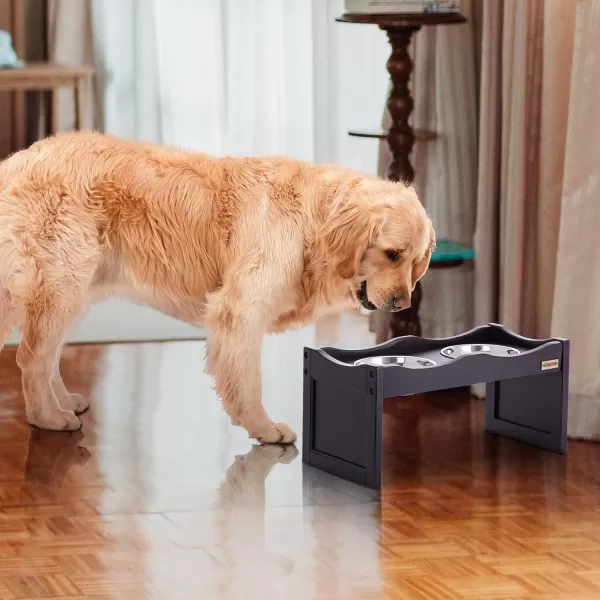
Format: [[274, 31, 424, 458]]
[[485, 360, 569, 454], [303, 350, 383, 489], [381, 24, 423, 337]]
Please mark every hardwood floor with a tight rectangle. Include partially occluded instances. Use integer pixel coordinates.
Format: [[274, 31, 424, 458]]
[[0, 313, 599, 599]]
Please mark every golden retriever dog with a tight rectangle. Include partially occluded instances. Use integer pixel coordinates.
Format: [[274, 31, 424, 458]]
[[0, 132, 435, 443]]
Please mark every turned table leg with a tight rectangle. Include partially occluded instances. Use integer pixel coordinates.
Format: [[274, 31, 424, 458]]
[[381, 24, 422, 338], [383, 25, 418, 183], [74, 75, 91, 131], [338, 13, 466, 342]]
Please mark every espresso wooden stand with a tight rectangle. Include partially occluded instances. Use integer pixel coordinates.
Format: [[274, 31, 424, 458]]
[[303, 324, 570, 489]]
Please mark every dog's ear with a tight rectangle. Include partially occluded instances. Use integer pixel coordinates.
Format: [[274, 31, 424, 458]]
[[412, 218, 437, 288], [323, 199, 383, 280], [427, 219, 436, 255]]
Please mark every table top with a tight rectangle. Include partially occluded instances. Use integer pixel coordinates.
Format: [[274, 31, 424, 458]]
[[0, 61, 94, 79], [337, 12, 466, 27]]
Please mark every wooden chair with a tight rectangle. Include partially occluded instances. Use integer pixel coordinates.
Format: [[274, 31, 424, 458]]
[[0, 0, 95, 159], [0, 62, 94, 135]]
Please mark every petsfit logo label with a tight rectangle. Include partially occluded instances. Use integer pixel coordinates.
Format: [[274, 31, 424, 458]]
[[541, 359, 560, 371]]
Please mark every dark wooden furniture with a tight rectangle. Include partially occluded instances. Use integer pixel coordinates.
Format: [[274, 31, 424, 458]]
[[0, 0, 26, 157], [337, 12, 470, 337], [0, 63, 94, 134], [304, 323, 569, 489]]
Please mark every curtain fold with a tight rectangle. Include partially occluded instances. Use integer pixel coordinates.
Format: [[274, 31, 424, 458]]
[[551, 0, 600, 441], [474, 0, 600, 440], [475, 0, 577, 339], [472, 0, 501, 327]]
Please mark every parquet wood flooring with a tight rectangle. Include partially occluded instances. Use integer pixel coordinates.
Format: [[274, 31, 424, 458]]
[[0, 315, 599, 599]]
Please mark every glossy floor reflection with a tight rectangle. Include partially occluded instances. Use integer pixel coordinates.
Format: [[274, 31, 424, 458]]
[[0, 313, 600, 599]]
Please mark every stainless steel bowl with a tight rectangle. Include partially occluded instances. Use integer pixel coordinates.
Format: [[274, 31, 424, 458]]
[[440, 344, 520, 359], [354, 356, 436, 368]]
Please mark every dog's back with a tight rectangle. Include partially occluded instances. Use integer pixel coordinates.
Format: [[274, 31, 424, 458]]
[[0, 132, 309, 350]]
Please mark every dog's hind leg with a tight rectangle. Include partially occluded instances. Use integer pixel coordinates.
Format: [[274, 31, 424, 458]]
[[16, 285, 87, 431], [1, 175, 102, 428]]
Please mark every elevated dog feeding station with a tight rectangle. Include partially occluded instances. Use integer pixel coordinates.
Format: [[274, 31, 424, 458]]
[[302, 323, 569, 489]]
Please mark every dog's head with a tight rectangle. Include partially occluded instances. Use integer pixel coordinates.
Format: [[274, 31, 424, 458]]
[[323, 181, 435, 313]]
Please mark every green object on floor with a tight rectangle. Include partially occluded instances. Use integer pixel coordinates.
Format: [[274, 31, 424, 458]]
[[431, 238, 475, 263]]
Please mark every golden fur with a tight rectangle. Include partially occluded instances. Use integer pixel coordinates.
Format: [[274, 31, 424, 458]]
[[0, 132, 435, 442]]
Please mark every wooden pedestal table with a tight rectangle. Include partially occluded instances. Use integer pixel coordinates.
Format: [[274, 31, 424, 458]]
[[337, 12, 470, 338]]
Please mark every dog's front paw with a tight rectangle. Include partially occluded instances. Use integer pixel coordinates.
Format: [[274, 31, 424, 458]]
[[58, 393, 89, 415], [29, 409, 82, 432], [251, 421, 297, 445], [273, 444, 299, 463], [246, 443, 299, 464]]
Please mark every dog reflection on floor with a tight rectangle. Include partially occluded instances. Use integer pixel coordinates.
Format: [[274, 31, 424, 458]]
[[17, 430, 301, 596], [19, 432, 299, 512], [16, 429, 92, 518], [21, 429, 92, 492], [217, 444, 298, 509], [212, 444, 300, 595]]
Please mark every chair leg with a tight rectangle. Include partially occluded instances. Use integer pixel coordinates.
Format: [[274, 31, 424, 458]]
[[45, 88, 59, 136], [74, 75, 90, 130]]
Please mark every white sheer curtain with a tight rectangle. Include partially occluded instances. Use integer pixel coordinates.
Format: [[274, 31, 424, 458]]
[[92, 0, 390, 167], [551, 0, 600, 441]]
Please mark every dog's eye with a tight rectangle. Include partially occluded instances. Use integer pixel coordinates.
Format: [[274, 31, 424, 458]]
[[385, 249, 402, 262]]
